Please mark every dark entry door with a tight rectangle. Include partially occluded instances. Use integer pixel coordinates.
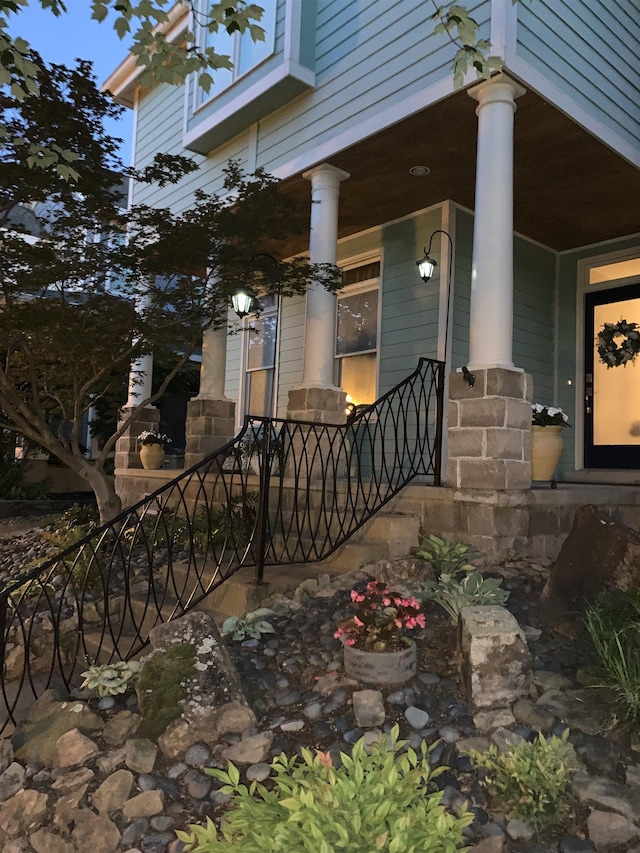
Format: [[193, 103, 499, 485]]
[[584, 282, 640, 468]]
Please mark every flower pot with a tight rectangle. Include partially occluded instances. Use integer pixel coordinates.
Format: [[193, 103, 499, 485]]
[[139, 443, 165, 470], [531, 425, 563, 481], [343, 641, 417, 685]]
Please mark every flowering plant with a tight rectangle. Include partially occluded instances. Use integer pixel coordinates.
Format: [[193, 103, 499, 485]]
[[138, 430, 171, 447], [531, 404, 570, 428], [597, 320, 640, 368], [334, 580, 425, 652]]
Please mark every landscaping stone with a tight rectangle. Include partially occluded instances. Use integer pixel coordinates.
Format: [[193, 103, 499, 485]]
[[56, 729, 98, 767], [92, 768, 134, 813], [587, 809, 640, 848], [102, 710, 142, 746], [123, 790, 165, 819], [506, 818, 535, 841], [458, 606, 530, 728], [352, 690, 385, 728], [404, 706, 430, 729], [0, 789, 48, 836], [512, 697, 555, 731], [221, 732, 273, 765], [126, 738, 157, 774], [71, 809, 121, 851], [0, 763, 26, 802]]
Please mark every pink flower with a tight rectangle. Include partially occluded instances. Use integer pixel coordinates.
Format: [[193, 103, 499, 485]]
[[406, 597, 420, 609], [415, 613, 426, 628], [394, 618, 403, 629], [382, 597, 392, 606], [353, 615, 364, 627], [344, 638, 356, 646]]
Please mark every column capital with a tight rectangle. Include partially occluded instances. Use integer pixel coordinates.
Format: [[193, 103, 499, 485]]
[[302, 162, 350, 190], [468, 72, 526, 108]]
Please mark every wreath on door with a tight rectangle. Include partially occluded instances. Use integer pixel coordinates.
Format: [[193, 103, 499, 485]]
[[597, 320, 640, 368]]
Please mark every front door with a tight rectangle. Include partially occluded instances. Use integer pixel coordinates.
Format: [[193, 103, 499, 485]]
[[584, 282, 640, 468]]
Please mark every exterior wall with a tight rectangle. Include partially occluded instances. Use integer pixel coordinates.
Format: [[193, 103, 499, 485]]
[[555, 234, 640, 474], [511, 0, 640, 164], [130, 0, 492, 210], [452, 208, 556, 392]]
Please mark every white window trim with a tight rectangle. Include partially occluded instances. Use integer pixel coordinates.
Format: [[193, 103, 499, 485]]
[[238, 296, 281, 427], [335, 253, 383, 403]]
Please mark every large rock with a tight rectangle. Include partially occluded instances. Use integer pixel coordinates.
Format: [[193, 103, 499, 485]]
[[137, 611, 256, 759], [540, 506, 640, 621]]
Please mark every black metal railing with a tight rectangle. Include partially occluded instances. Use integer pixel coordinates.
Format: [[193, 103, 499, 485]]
[[0, 358, 444, 729]]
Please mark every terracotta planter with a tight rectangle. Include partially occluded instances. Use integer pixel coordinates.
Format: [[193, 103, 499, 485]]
[[139, 443, 165, 470], [531, 425, 563, 481], [343, 641, 417, 685]]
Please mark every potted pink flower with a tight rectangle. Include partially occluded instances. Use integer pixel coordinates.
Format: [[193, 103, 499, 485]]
[[334, 580, 425, 684]]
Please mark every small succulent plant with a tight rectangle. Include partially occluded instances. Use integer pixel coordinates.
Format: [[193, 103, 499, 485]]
[[80, 660, 141, 697]]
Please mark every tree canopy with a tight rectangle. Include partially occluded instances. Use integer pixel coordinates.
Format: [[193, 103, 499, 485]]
[[0, 57, 340, 522]]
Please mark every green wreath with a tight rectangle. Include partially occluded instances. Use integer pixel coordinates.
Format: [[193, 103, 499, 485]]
[[597, 319, 640, 368]]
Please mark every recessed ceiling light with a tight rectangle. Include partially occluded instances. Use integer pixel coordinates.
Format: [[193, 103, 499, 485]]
[[409, 165, 430, 176]]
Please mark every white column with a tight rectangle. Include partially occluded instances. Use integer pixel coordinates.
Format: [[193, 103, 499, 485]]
[[126, 353, 153, 407], [467, 73, 526, 371], [300, 163, 350, 388], [198, 325, 229, 399]]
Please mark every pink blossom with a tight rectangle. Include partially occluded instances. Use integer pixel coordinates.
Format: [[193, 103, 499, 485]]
[[382, 597, 392, 606], [394, 618, 403, 629], [344, 638, 356, 646], [406, 597, 420, 609], [353, 615, 364, 627], [415, 613, 426, 628]]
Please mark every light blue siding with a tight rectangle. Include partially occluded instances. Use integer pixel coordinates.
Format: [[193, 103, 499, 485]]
[[515, 0, 640, 158], [378, 209, 444, 394]]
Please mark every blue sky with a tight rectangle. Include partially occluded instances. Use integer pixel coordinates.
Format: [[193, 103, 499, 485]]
[[12, 1, 134, 163]]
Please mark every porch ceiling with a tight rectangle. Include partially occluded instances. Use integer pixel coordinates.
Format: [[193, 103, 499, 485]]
[[278, 88, 640, 257]]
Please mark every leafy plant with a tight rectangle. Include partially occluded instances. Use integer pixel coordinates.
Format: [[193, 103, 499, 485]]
[[80, 660, 141, 697], [334, 580, 425, 652], [40, 504, 102, 587], [531, 403, 571, 428], [221, 608, 276, 641], [583, 591, 640, 728], [419, 572, 509, 624], [416, 533, 479, 578], [176, 724, 473, 852], [469, 730, 577, 831]]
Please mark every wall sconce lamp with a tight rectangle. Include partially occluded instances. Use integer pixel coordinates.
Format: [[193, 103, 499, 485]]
[[416, 248, 438, 282], [232, 252, 281, 319], [231, 291, 253, 318]]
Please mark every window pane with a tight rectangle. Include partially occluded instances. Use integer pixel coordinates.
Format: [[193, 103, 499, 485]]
[[247, 368, 274, 417], [336, 289, 378, 356], [343, 262, 380, 286], [339, 353, 377, 406], [238, 0, 277, 75], [203, 26, 233, 96], [248, 314, 277, 370]]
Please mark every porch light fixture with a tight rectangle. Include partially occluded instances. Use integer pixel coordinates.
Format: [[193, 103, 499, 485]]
[[232, 290, 253, 318], [416, 250, 437, 282]]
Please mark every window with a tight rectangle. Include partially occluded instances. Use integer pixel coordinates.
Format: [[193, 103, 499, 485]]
[[245, 294, 278, 417], [335, 261, 381, 407], [197, 0, 277, 106]]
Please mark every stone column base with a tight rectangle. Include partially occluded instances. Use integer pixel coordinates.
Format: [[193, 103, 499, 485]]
[[115, 406, 160, 470], [184, 397, 236, 469], [447, 368, 532, 491], [287, 386, 347, 424]]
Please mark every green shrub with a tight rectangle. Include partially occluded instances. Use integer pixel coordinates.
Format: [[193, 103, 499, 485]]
[[583, 591, 640, 728], [177, 725, 473, 852], [469, 730, 576, 831], [419, 571, 509, 624], [416, 534, 479, 578]]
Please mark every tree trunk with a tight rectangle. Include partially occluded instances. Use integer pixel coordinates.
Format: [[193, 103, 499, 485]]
[[77, 462, 123, 526]]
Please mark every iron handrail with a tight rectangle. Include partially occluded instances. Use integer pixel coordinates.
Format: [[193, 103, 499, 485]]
[[0, 357, 444, 729]]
